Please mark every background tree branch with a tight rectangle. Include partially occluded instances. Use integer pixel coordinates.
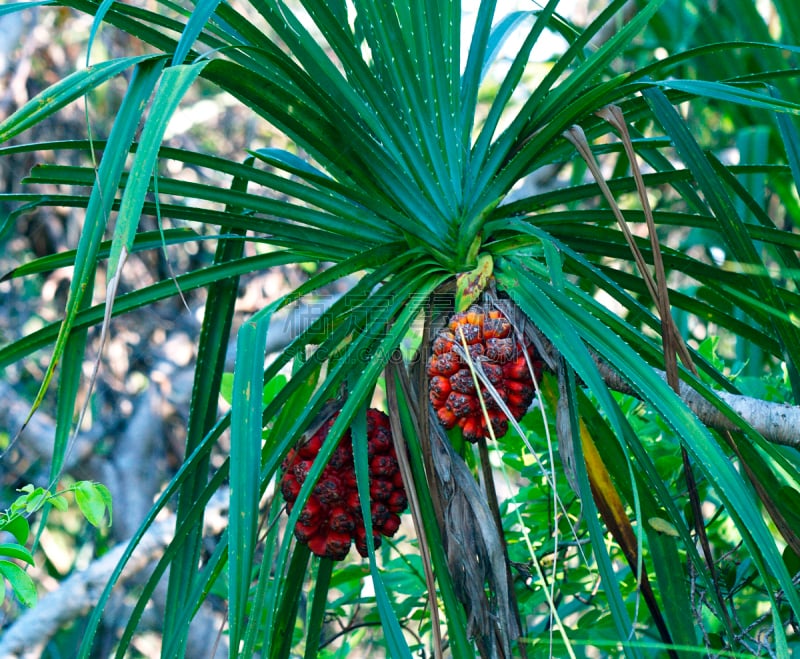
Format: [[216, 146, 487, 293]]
[[593, 356, 800, 450], [522, 315, 800, 449]]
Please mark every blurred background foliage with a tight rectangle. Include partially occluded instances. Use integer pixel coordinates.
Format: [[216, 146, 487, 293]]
[[0, 0, 799, 657]]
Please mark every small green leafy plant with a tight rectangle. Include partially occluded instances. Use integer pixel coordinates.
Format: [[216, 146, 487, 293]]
[[0, 482, 112, 608]]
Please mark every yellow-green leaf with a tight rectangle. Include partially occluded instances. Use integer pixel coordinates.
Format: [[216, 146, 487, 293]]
[[455, 253, 493, 312], [648, 517, 680, 537]]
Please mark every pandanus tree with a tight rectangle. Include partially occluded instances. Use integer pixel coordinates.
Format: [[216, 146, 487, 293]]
[[2, 0, 800, 656]]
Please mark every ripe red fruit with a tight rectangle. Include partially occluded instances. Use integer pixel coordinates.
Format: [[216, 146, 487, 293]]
[[324, 532, 353, 560], [329, 506, 355, 533], [446, 391, 478, 418], [308, 532, 351, 560], [298, 497, 323, 526], [432, 333, 456, 355], [483, 315, 511, 339], [381, 514, 402, 536], [482, 362, 504, 385], [280, 473, 301, 501], [453, 321, 481, 345], [345, 490, 361, 513], [370, 478, 393, 501], [427, 352, 459, 377], [369, 454, 398, 478], [354, 525, 382, 556], [449, 369, 476, 394], [429, 375, 452, 406], [459, 416, 483, 443], [370, 502, 391, 526], [485, 337, 514, 362], [279, 408, 408, 560], [436, 406, 458, 429], [427, 305, 543, 442], [298, 434, 322, 458], [294, 520, 320, 543], [313, 476, 343, 504], [368, 428, 392, 456], [481, 409, 509, 438], [293, 459, 314, 483], [502, 355, 530, 380], [387, 489, 407, 512]]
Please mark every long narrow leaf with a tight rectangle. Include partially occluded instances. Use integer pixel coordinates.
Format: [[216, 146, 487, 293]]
[[0, 56, 158, 142], [9, 57, 164, 445], [229, 300, 281, 652], [162, 162, 251, 650]]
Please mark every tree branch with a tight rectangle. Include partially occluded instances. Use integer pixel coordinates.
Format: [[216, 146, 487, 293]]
[[593, 357, 800, 450], [515, 310, 800, 449]]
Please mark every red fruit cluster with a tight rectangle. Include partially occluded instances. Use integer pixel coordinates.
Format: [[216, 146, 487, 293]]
[[279, 409, 407, 561], [428, 306, 541, 442]]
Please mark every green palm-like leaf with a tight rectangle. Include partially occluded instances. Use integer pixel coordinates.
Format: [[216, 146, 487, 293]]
[[3, 0, 800, 656]]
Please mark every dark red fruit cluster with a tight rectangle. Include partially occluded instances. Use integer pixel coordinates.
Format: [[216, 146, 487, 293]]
[[279, 409, 407, 561], [428, 306, 542, 442]]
